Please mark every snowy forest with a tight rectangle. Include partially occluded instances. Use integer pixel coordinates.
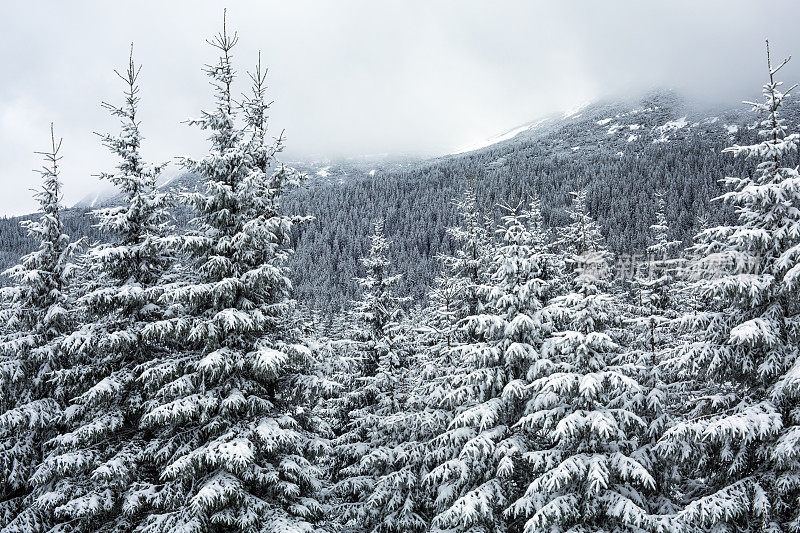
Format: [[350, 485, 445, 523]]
[[1, 12, 800, 533]]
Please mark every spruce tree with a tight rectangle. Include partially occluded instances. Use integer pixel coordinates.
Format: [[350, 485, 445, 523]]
[[624, 191, 683, 518], [658, 42, 800, 531], [0, 126, 80, 532], [509, 190, 662, 532], [440, 188, 492, 320], [23, 47, 173, 532], [327, 192, 493, 532], [426, 197, 553, 532], [135, 14, 324, 532], [631, 191, 683, 358], [330, 219, 426, 532]]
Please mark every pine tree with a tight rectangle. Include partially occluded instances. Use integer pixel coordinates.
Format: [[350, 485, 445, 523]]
[[330, 219, 427, 532], [405, 188, 494, 440], [623, 191, 684, 518], [325, 192, 492, 532], [508, 190, 662, 532], [0, 126, 81, 532], [426, 197, 554, 532], [22, 46, 173, 533], [440, 188, 492, 320], [658, 42, 800, 532], [632, 191, 683, 355], [135, 13, 324, 532]]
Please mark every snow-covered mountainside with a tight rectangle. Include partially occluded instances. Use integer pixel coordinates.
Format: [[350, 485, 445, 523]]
[[6, 89, 800, 310], [73, 89, 782, 210], [282, 89, 800, 309], [452, 90, 760, 156]]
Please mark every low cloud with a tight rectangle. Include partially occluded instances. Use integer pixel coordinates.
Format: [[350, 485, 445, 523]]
[[1, 0, 799, 215]]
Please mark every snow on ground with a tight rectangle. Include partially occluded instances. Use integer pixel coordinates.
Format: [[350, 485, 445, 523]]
[[653, 116, 688, 143], [369, 169, 376, 176], [597, 118, 613, 126], [725, 124, 739, 135], [156, 162, 183, 189], [316, 165, 332, 177], [562, 99, 593, 119], [452, 120, 544, 154]]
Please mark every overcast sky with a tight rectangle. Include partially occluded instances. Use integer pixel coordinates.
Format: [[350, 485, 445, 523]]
[[2, 1, 800, 215]]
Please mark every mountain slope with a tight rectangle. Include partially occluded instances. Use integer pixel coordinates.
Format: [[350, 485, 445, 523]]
[[285, 90, 799, 310], [3, 90, 798, 310]]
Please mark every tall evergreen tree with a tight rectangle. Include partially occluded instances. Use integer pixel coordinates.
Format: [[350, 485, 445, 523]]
[[509, 190, 662, 532], [623, 191, 683, 519], [658, 42, 800, 531], [330, 219, 426, 532], [135, 14, 324, 532], [631, 191, 684, 356], [426, 197, 553, 532], [440, 189, 493, 320], [0, 126, 80, 532], [24, 47, 172, 532]]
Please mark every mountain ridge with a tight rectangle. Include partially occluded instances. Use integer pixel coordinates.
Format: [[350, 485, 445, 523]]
[[4, 89, 799, 310]]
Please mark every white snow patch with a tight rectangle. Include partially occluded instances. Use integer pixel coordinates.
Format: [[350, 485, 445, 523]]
[[563, 100, 592, 118], [627, 134, 638, 143], [571, 146, 581, 151], [607, 123, 623, 135], [368, 169, 376, 176], [454, 118, 550, 155], [156, 163, 183, 189], [661, 116, 688, 131], [653, 116, 688, 143], [452, 120, 545, 154], [725, 124, 739, 135], [597, 118, 613, 126], [628, 124, 641, 130], [316, 165, 332, 177]]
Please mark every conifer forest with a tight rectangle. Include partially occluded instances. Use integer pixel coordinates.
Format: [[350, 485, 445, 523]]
[[1, 5, 799, 533]]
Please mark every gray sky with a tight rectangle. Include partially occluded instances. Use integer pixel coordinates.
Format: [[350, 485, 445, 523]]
[[2, 1, 800, 215]]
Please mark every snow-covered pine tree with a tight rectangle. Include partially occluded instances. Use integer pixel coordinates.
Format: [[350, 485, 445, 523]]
[[623, 190, 684, 518], [440, 188, 492, 320], [425, 196, 553, 532], [402, 189, 493, 445], [330, 219, 428, 532], [679, 212, 711, 315], [631, 191, 684, 354], [421, 186, 494, 417], [508, 190, 663, 532], [0, 126, 81, 532], [658, 42, 800, 532], [325, 191, 492, 532], [21, 46, 173, 533], [135, 14, 324, 532]]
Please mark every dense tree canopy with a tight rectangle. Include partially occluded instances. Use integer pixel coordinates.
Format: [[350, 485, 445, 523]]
[[1, 20, 798, 533]]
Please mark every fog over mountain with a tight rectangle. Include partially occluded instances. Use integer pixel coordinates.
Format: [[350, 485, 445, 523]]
[[2, 1, 800, 215]]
